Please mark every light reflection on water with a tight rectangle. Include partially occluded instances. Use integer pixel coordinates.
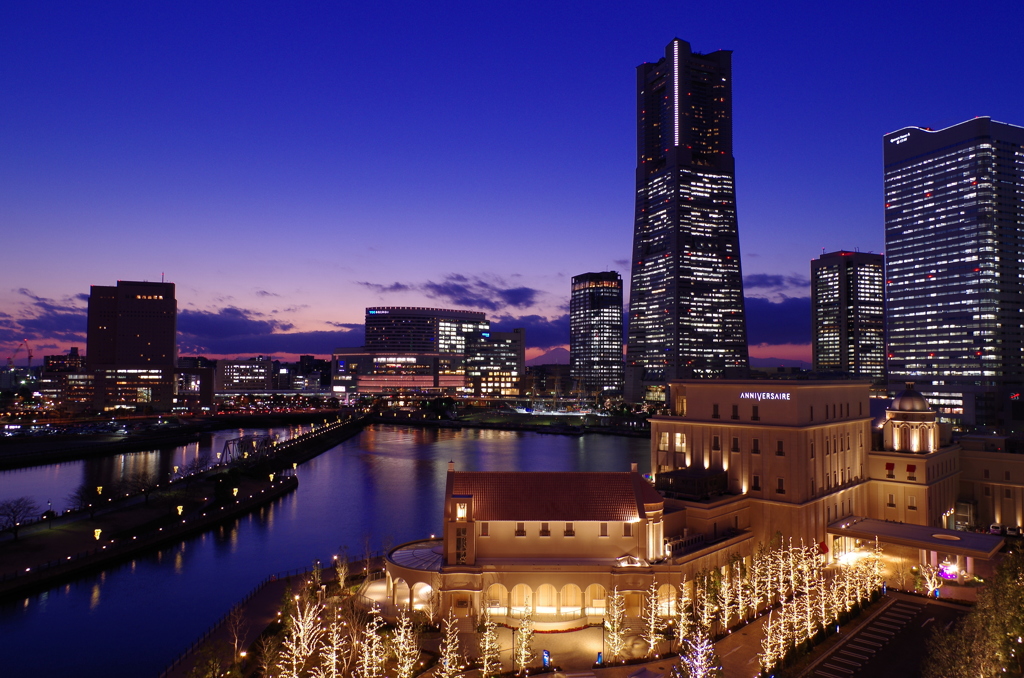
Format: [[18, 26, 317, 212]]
[[1, 424, 648, 678]]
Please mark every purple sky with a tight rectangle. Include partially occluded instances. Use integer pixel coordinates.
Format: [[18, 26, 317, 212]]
[[3, 1, 1022, 365]]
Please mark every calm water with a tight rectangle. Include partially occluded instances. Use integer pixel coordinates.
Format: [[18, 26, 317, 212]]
[[0, 425, 648, 678]]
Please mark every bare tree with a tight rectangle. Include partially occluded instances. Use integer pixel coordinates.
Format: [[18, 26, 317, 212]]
[[479, 607, 501, 678], [66, 484, 100, 518], [0, 496, 40, 540], [254, 634, 282, 678], [227, 606, 250, 666]]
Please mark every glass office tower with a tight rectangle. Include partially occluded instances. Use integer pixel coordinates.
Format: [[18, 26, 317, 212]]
[[884, 117, 1024, 431], [811, 251, 885, 378], [570, 272, 624, 396], [625, 38, 748, 403]]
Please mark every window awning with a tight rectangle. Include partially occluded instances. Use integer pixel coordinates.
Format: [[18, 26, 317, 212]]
[[885, 462, 895, 470], [907, 464, 917, 473]]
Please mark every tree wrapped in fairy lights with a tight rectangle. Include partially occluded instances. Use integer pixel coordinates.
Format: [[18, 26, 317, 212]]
[[642, 582, 663, 657], [604, 586, 627, 662], [393, 609, 419, 678], [436, 609, 464, 678], [478, 608, 501, 678]]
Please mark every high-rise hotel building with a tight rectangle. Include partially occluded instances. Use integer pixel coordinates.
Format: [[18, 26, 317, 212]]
[[884, 118, 1024, 431], [570, 272, 624, 395], [811, 251, 885, 378], [625, 39, 748, 403]]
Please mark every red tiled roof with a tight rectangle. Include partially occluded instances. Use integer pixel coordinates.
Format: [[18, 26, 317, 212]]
[[450, 472, 663, 522]]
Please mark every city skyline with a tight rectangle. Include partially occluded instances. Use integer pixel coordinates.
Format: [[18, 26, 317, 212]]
[[3, 2, 1023, 365]]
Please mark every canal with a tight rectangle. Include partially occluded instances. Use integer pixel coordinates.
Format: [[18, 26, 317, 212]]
[[0, 424, 649, 678]]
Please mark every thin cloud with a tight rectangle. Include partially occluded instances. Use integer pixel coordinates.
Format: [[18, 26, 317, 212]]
[[360, 274, 542, 312]]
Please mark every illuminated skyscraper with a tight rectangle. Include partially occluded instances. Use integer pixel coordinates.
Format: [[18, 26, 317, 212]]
[[884, 117, 1024, 430], [570, 272, 624, 395], [811, 251, 885, 378], [625, 38, 748, 403]]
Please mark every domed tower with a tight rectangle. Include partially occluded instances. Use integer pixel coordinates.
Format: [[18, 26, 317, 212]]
[[883, 382, 939, 453]]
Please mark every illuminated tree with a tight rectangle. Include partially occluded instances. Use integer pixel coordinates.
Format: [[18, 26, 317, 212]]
[[675, 577, 693, 652], [678, 629, 720, 678], [479, 608, 501, 678], [313, 601, 353, 678], [356, 605, 387, 678], [920, 563, 943, 598], [642, 582, 663, 657], [436, 610, 463, 678], [604, 586, 627, 661], [717, 567, 734, 630], [278, 595, 325, 678], [515, 602, 535, 674], [393, 609, 419, 678]]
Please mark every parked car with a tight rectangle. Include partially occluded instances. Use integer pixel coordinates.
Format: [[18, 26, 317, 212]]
[[990, 523, 1004, 534], [1007, 526, 1022, 537]]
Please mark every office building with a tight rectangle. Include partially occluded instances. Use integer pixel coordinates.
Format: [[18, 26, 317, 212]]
[[336, 307, 494, 395], [466, 328, 525, 397], [570, 272, 624, 396], [811, 251, 885, 378], [216, 358, 275, 391], [86, 280, 177, 412], [625, 39, 749, 403], [884, 118, 1024, 431]]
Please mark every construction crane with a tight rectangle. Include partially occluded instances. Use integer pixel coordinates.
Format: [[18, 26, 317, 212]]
[[5, 339, 32, 371]]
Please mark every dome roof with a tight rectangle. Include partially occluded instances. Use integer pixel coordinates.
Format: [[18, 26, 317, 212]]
[[890, 382, 931, 412]]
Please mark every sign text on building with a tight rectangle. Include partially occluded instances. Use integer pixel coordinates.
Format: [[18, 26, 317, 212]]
[[739, 391, 792, 401]]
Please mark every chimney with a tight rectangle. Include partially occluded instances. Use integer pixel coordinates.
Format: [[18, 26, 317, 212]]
[[631, 462, 638, 472], [448, 460, 455, 472]]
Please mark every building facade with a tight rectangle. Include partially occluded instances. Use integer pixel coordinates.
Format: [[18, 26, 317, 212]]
[[365, 307, 489, 355], [884, 117, 1024, 431], [625, 39, 749, 403], [466, 329, 525, 397], [811, 251, 885, 378], [86, 280, 177, 412], [570, 272, 624, 396], [379, 382, 1014, 626]]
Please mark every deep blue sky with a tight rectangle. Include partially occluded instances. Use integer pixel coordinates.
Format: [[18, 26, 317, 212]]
[[3, 1, 1022, 363]]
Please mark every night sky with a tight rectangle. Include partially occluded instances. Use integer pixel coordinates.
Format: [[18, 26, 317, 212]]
[[3, 1, 1023, 365]]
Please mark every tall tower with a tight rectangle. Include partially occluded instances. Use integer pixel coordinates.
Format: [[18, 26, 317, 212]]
[[570, 272, 624, 396], [87, 280, 177, 412], [625, 38, 748, 403], [884, 118, 1024, 431], [811, 251, 885, 378]]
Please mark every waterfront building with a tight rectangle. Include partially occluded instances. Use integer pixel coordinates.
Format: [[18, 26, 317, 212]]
[[649, 380, 1008, 573], [337, 307, 497, 395], [570, 272, 624, 396], [87, 280, 177, 412], [331, 349, 466, 395], [365, 307, 489, 355], [811, 251, 885, 378], [466, 328, 525, 397], [884, 117, 1024, 431], [625, 38, 749, 403], [384, 464, 748, 625]]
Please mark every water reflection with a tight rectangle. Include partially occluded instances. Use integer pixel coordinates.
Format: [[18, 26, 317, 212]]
[[0, 426, 307, 511], [0, 425, 648, 678]]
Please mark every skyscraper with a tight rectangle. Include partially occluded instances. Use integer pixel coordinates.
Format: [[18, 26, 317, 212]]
[[625, 38, 748, 403], [87, 280, 177, 412], [811, 251, 885, 378], [884, 117, 1024, 430], [570, 272, 624, 395]]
